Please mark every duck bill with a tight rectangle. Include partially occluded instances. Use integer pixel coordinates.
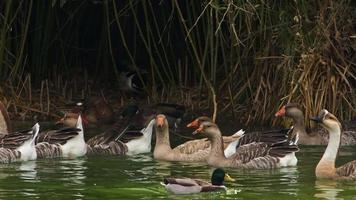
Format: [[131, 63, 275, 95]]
[[187, 119, 199, 128], [274, 106, 286, 117], [310, 116, 322, 123], [192, 127, 203, 135], [224, 174, 235, 182]]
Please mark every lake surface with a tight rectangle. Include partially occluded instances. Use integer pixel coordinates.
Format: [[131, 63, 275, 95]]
[[0, 123, 356, 199]]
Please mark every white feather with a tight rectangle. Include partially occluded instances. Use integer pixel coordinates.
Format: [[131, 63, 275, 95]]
[[224, 129, 244, 158], [279, 152, 298, 167], [61, 115, 87, 158], [126, 119, 155, 155], [16, 123, 39, 161]]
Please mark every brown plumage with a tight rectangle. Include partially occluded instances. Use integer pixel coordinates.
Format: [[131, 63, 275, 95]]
[[35, 142, 62, 159], [36, 128, 81, 145], [311, 109, 356, 180], [194, 121, 299, 169], [180, 116, 290, 155], [0, 101, 11, 134], [154, 114, 211, 162], [276, 103, 356, 145], [0, 148, 21, 164], [86, 142, 128, 155], [0, 129, 35, 149]]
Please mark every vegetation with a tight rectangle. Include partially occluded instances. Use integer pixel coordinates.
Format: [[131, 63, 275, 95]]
[[0, 0, 355, 125]]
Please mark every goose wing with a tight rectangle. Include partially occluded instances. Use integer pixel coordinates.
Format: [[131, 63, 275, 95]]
[[0, 129, 34, 149], [36, 128, 80, 145], [336, 160, 356, 179], [86, 141, 128, 155], [0, 148, 21, 163], [173, 138, 211, 154], [238, 129, 290, 147], [231, 141, 299, 169]]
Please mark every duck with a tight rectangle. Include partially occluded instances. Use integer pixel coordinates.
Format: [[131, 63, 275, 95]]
[[275, 103, 356, 145], [310, 109, 356, 180], [0, 123, 39, 164], [35, 116, 87, 159], [57, 96, 114, 127], [0, 101, 11, 134], [162, 168, 235, 195], [182, 116, 290, 155], [153, 114, 243, 162], [193, 121, 299, 169]]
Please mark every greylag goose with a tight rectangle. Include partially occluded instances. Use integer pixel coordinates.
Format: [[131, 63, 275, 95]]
[[275, 103, 356, 145], [154, 114, 258, 162], [0, 101, 11, 134], [0, 123, 39, 163], [35, 116, 86, 159], [310, 109, 356, 180], [193, 121, 299, 169], [182, 116, 290, 155], [162, 168, 235, 195]]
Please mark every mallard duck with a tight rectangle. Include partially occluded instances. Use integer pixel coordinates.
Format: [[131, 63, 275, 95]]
[[275, 103, 356, 145], [183, 116, 289, 155], [153, 114, 242, 162], [193, 121, 299, 169], [35, 116, 86, 159], [57, 96, 114, 127], [310, 109, 356, 180], [0, 123, 39, 163], [0, 101, 11, 134], [162, 168, 235, 194]]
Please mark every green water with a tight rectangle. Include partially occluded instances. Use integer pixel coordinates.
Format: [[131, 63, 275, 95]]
[[0, 124, 356, 199]]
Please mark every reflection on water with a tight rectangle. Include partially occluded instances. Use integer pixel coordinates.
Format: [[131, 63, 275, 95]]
[[19, 161, 37, 182], [314, 180, 343, 200], [0, 145, 355, 199]]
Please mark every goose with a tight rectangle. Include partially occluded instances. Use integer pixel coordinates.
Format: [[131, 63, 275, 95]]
[[0, 101, 11, 134], [310, 109, 356, 180], [275, 103, 356, 145], [35, 116, 86, 159], [162, 168, 235, 195], [86, 118, 155, 156], [0, 123, 39, 163], [182, 116, 290, 155], [193, 121, 299, 169], [153, 114, 243, 162]]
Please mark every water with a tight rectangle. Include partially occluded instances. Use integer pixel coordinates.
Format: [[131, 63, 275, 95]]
[[0, 124, 356, 199]]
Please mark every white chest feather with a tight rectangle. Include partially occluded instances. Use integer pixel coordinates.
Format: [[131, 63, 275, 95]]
[[61, 133, 87, 158]]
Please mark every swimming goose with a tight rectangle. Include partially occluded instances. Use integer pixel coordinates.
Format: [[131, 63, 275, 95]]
[[310, 109, 356, 180], [153, 114, 242, 162], [86, 118, 155, 156], [0, 123, 39, 163], [0, 101, 11, 134], [162, 168, 235, 195], [193, 121, 299, 169], [182, 116, 289, 155], [275, 103, 356, 145], [35, 116, 86, 159]]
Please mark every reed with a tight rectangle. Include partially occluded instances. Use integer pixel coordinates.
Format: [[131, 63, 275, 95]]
[[0, 0, 354, 125]]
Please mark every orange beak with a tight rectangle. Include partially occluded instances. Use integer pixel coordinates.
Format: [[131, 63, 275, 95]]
[[275, 106, 286, 117], [156, 116, 165, 127], [187, 119, 199, 128], [192, 126, 203, 135]]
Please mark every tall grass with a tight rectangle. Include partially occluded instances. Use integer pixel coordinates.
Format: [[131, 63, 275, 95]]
[[0, 0, 355, 124]]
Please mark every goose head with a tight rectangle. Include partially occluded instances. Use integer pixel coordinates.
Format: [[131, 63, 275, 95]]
[[310, 109, 341, 133], [186, 116, 213, 129], [155, 114, 169, 133], [275, 103, 303, 119], [192, 121, 221, 139]]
